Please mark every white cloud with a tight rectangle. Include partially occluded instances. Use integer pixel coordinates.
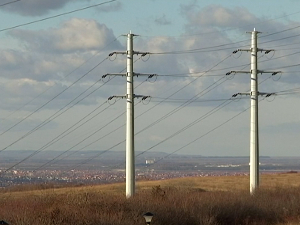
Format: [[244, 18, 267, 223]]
[[9, 18, 121, 53], [155, 14, 172, 26], [0, 0, 121, 17], [0, 0, 75, 16]]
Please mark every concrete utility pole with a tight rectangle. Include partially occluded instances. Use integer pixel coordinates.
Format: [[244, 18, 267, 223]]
[[105, 31, 152, 198], [126, 32, 135, 197], [249, 29, 259, 194], [228, 28, 280, 194]]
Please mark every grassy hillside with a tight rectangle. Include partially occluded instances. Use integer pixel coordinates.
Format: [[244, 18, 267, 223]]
[[1, 173, 300, 225]]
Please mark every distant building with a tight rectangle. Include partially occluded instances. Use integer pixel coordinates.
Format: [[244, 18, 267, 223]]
[[145, 159, 155, 165]]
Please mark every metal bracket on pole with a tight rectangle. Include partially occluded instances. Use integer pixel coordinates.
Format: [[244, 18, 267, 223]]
[[233, 49, 275, 54], [103, 73, 156, 78], [108, 51, 150, 57]]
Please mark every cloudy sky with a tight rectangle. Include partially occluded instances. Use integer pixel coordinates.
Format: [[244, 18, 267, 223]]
[[0, 0, 300, 170]]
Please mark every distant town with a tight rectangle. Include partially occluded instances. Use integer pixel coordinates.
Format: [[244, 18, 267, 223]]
[[0, 150, 299, 187]]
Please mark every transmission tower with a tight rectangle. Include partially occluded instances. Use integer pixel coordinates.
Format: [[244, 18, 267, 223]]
[[104, 31, 153, 198], [228, 28, 280, 194]]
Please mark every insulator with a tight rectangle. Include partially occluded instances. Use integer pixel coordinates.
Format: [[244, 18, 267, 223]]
[[233, 50, 238, 54], [226, 72, 232, 76], [108, 52, 115, 57]]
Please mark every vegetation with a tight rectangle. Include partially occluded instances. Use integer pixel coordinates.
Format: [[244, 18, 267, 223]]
[[1, 173, 300, 225]]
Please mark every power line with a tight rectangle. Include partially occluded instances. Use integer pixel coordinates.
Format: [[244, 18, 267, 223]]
[[73, 54, 235, 169], [70, 52, 275, 170], [1, 35, 121, 124], [140, 10, 300, 38], [146, 24, 300, 55], [28, 56, 147, 171], [150, 97, 249, 103], [0, 57, 110, 153], [2, 79, 119, 172], [0, 0, 20, 7], [149, 101, 255, 167], [33, 101, 120, 171], [143, 75, 278, 167], [0, 0, 117, 33]]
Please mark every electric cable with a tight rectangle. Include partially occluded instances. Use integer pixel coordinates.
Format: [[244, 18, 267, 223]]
[[148, 101, 255, 167], [0, 57, 110, 153], [0, 0, 20, 7], [1, 35, 121, 123], [73, 53, 236, 168], [0, 0, 117, 33], [34, 101, 124, 171], [29, 56, 145, 171], [140, 10, 300, 38], [143, 73, 277, 165]]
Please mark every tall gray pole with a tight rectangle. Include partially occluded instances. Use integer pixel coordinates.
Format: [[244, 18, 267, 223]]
[[250, 29, 259, 194], [105, 33, 151, 198], [126, 32, 135, 198], [229, 29, 279, 195]]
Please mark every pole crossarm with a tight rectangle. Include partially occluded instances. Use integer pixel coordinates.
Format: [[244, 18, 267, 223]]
[[133, 51, 150, 56], [108, 51, 126, 56], [258, 92, 275, 97], [108, 51, 150, 57], [232, 92, 275, 98], [102, 73, 126, 78], [232, 92, 250, 97], [258, 71, 281, 75], [226, 70, 281, 76], [233, 49, 275, 54], [103, 73, 157, 78], [134, 73, 157, 78], [134, 95, 151, 100], [108, 95, 126, 100], [226, 70, 249, 75], [108, 95, 151, 100]]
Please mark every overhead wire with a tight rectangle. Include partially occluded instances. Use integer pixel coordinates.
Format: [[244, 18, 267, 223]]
[[149, 101, 254, 166], [31, 56, 146, 171], [146, 74, 276, 165], [1, 35, 122, 122], [135, 98, 235, 159], [0, 0, 20, 7], [2, 74, 118, 172], [140, 9, 300, 39], [2, 100, 112, 173], [0, 0, 117, 33], [5, 14, 300, 171], [146, 23, 300, 56], [0, 56, 110, 153], [133, 54, 270, 159], [17, 27, 300, 171], [73, 53, 236, 169], [33, 100, 123, 171]]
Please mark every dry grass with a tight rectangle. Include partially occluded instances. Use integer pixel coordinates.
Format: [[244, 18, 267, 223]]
[[1, 173, 300, 225]]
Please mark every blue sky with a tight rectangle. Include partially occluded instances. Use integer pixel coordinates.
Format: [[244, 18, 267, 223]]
[[0, 0, 300, 171]]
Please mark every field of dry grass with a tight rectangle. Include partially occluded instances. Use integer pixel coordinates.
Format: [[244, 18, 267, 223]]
[[1, 172, 300, 225]]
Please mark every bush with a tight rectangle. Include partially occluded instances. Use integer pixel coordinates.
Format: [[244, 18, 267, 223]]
[[0, 185, 299, 224]]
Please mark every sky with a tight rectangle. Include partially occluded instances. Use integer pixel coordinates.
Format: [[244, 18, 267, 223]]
[[0, 0, 300, 171]]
